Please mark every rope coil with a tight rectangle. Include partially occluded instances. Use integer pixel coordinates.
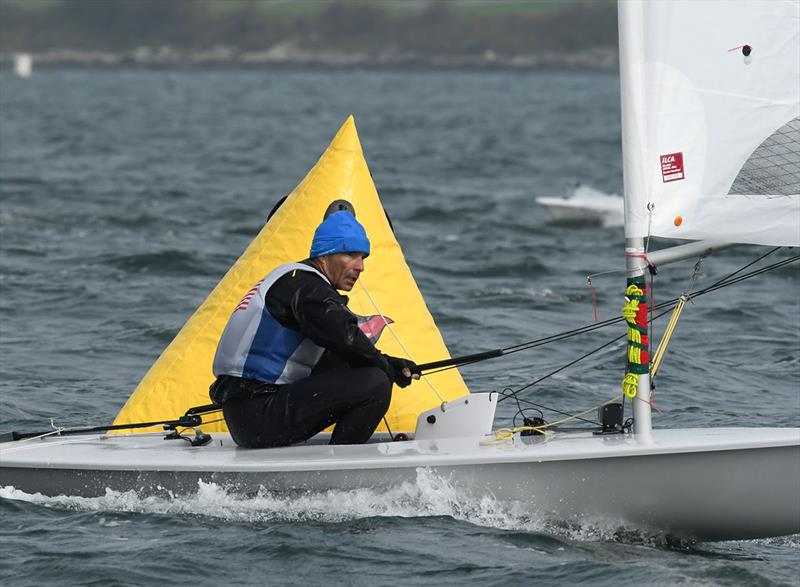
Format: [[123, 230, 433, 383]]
[[621, 278, 650, 397]]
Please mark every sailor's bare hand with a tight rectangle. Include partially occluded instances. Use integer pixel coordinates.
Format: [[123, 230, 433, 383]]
[[386, 356, 419, 388], [402, 367, 421, 380]]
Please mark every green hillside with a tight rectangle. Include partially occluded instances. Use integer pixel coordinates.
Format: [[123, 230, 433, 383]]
[[0, 0, 617, 55]]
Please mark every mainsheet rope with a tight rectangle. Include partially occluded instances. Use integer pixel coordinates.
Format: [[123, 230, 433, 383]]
[[358, 280, 447, 403], [496, 302, 678, 419], [482, 395, 623, 443], [493, 249, 789, 427], [425, 250, 796, 378], [498, 389, 599, 427]]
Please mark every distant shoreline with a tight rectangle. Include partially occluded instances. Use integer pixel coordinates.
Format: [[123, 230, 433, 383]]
[[1, 46, 618, 72]]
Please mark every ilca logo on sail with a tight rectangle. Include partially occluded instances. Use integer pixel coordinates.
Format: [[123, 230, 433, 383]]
[[661, 152, 685, 183]]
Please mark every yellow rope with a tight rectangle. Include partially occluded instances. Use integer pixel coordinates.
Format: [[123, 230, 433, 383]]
[[651, 295, 686, 378], [621, 372, 639, 398], [621, 299, 639, 322], [484, 395, 622, 443], [627, 345, 642, 364], [621, 284, 643, 322], [620, 284, 647, 398]]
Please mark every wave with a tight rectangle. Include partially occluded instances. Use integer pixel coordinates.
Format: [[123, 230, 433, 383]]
[[100, 213, 162, 228], [0, 469, 702, 548], [88, 250, 212, 276]]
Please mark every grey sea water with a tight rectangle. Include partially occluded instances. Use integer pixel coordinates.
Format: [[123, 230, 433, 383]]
[[0, 70, 798, 586]]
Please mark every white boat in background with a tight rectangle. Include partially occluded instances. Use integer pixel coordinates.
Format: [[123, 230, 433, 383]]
[[1, 1, 799, 541], [536, 185, 623, 227], [13, 53, 33, 78]]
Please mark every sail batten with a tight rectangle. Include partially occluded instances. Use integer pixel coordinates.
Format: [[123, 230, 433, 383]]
[[619, 0, 800, 247]]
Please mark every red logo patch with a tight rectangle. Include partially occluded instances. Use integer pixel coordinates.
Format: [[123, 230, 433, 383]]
[[660, 152, 685, 183]]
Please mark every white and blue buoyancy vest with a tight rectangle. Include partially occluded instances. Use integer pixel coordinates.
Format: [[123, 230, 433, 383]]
[[212, 263, 329, 384]]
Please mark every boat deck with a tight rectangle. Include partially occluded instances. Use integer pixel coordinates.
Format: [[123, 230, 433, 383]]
[[2, 426, 797, 473]]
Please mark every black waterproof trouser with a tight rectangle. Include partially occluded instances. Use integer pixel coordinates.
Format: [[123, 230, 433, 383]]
[[212, 367, 392, 448]]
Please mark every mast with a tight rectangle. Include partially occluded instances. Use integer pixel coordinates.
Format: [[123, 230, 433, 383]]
[[618, 0, 652, 438], [624, 238, 652, 438]]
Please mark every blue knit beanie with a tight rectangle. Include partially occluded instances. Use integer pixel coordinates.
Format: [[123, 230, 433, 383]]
[[309, 211, 370, 258]]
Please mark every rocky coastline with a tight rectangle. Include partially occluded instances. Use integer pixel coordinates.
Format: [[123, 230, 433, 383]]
[[1, 44, 617, 71]]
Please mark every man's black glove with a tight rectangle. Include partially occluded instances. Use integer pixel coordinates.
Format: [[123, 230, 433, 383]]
[[384, 356, 418, 388]]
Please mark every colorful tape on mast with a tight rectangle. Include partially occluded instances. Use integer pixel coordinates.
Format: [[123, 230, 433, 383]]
[[621, 276, 649, 398]]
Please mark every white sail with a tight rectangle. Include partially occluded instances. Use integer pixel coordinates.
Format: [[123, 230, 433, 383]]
[[619, 0, 800, 246]]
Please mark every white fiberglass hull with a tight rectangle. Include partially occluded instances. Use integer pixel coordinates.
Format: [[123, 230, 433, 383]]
[[2, 427, 798, 541]]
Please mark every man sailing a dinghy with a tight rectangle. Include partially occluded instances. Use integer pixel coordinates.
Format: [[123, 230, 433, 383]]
[[209, 207, 418, 448]]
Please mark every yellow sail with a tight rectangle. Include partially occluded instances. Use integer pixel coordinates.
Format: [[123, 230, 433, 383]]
[[113, 115, 469, 433]]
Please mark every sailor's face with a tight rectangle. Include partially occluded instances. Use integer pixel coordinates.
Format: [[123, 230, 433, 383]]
[[322, 252, 366, 291]]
